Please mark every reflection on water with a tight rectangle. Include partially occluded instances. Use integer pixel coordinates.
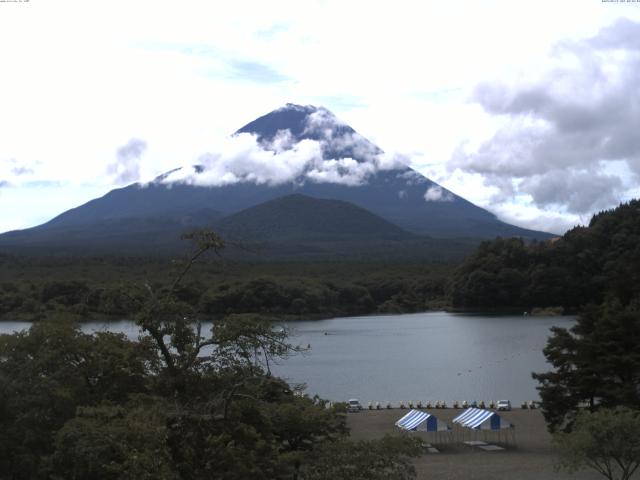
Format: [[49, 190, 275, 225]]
[[0, 312, 574, 403]]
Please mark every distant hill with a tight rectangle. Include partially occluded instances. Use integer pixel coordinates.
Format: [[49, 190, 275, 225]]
[[215, 194, 411, 242], [210, 194, 477, 261], [0, 103, 554, 257], [211, 194, 463, 260]]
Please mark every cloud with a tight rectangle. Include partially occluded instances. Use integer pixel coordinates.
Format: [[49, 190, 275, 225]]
[[306, 157, 376, 186], [227, 59, 289, 84], [255, 23, 290, 40], [520, 169, 624, 213], [489, 203, 580, 236], [160, 109, 408, 188], [296, 107, 416, 173], [424, 185, 453, 202], [302, 108, 407, 171], [304, 107, 346, 134], [0, 158, 38, 187], [162, 133, 323, 186], [449, 18, 640, 216], [589, 17, 640, 51], [10, 165, 33, 176], [107, 138, 148, 185]]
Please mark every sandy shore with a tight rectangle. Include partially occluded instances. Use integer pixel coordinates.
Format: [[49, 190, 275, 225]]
[[347, 409, 613, 480]]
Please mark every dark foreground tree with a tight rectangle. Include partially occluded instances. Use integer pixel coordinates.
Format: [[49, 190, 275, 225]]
[[533, 301, 640, 432], [0, 319, 154, 478], [51, 398, 176, 480], [299, 435, 422, 480], [555, 408, 640, 480]]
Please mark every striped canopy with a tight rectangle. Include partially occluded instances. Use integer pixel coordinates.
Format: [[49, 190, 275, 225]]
[[395, 409, 450, 432], [452, 408, 512, 430]]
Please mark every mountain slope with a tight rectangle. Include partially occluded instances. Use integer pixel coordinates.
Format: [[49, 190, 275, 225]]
[[213, 194, 475, 260], [0, 210, 223, 255], [215, 194, 412, 242], [0, 103, 554, 256]]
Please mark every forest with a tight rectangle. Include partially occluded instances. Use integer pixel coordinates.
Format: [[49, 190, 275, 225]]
[[451, 200, 640, 312], [0, 255, 451, 322], [2, 201, 640, 322]]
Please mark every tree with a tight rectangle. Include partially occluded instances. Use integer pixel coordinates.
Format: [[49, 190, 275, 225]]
[[0, 318, 154, 479], [266, 395, 348, 452], [555, 408, 640, 480], [533, 302, 640, 432], [128, 230, 354, 478], [298, 435, 422, 480], [51, 398, 176, 480]]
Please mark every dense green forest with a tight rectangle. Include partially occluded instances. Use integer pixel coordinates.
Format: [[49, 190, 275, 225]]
[[3, 200, 640, 322], [0, 254, 452, 322], [451, 200, 640, 312]]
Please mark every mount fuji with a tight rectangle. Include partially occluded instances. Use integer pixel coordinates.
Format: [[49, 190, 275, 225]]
[[0, 104, 553, 257]]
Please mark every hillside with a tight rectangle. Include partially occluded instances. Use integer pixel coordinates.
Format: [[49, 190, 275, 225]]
[[213, 194, 477, 261], [215, 194, 411, 241], [0, 208, 222, 255], [450, 199, 640, 310]]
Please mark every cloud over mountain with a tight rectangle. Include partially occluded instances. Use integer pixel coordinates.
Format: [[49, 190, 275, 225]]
[[450, 18, 640, 215], [158, 105, 406, 188], [424, 185, 454, 202], [107, 138, 148, 185]]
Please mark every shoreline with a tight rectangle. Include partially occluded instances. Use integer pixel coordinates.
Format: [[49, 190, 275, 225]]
[[0, 307, 577, 323]]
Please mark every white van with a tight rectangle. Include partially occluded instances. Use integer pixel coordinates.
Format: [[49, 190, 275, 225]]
[[347, 398, 363, 412]]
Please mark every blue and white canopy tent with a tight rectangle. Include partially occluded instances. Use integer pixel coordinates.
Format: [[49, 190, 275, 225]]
[[396, 409, 450, 432], [452, 408, 512, 430], [395, 409, 451, 444], [452, 408, 515, 444]]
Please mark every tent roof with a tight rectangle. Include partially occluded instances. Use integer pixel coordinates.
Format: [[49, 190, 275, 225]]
[[396, 410, 429, 430], [452, 408, 512, 430], [395, 409, 450, 432]]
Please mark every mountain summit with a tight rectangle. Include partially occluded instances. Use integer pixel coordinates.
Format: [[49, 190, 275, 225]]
[[237, 104, 350, 143], [235, 103, 380, 160], [0, 104, 553, 256]]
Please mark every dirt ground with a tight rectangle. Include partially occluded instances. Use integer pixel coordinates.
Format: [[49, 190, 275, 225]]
[[347, 409, 618, 480]]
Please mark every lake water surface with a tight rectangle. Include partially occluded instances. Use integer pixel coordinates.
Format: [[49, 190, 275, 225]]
[[1, 312, 574, 404]]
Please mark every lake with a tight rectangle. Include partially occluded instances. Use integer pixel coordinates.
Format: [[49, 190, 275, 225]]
[[0, 312, 573, 404]]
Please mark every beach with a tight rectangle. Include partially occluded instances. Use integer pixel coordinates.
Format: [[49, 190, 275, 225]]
[[347, 409, 610, 480]]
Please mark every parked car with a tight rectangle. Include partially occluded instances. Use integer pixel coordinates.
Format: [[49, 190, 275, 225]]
[[347, 398, 363, 412], [496, 400, 511, 411]]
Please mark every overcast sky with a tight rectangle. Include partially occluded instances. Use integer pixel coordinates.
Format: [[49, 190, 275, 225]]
[[1, 0, 640, 234]]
